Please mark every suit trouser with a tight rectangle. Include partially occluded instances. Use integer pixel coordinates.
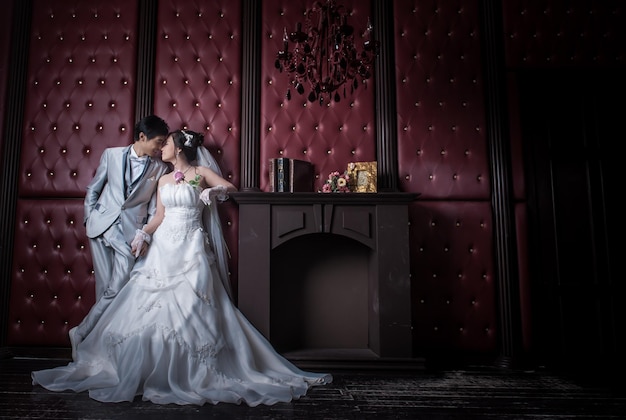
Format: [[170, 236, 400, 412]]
[[74, 220, 135, 341]]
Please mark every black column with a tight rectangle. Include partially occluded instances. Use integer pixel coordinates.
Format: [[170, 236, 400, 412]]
[[372, 0, 398, 192], [0, 0, 31, 353], [134, 0, 159, 119], [240, 0, 261, 191], [479, 0, 522, 367]]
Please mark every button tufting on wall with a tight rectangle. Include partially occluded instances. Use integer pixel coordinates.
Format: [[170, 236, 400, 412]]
[[39, 148, 44, 154], [77, 79, 83, 85]]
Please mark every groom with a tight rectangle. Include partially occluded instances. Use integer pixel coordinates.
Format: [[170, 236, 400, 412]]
[[72, 115, 170, 349]]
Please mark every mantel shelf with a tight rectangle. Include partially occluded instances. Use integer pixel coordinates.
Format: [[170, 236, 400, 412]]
[[231, 191, 420, 205]]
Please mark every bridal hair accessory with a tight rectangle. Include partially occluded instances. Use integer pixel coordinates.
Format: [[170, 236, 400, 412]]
[[182, 130, 194, 147]]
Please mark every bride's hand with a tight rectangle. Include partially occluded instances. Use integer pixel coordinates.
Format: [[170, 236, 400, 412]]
[[200, 185, 228, 205], [131, 229, 151, 258]]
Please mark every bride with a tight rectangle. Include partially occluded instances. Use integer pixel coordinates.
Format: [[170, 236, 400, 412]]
[[32, 129, 332, 406]]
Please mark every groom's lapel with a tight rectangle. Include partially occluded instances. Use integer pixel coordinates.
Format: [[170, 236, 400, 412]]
[[121, 146, 132, 198]]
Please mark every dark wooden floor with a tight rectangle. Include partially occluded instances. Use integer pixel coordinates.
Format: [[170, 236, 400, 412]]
[[1, 353, 625, 419]]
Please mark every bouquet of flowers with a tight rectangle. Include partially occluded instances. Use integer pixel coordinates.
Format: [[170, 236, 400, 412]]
[[321, 170, 351, 193]]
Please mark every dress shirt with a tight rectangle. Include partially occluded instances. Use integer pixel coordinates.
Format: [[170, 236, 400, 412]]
[[129, 148, 148, 182]]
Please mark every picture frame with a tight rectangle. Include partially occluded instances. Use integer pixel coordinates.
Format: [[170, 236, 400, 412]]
[[347, 161, 377, 192]]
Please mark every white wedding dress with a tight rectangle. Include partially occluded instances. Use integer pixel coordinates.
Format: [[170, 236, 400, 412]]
[[32, 183, 332, 406]]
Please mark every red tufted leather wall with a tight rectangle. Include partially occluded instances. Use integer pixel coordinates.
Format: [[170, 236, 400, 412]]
[[502, 0, 625, 68], [260, 0, 377, 192], [3, 0, 623, 362], [152, 0, 242, 294], [7, 0, 140, 346], [394, 0, 495, 354]]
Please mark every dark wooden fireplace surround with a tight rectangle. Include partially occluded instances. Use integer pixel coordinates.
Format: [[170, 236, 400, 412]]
[[231, 192, 419, 366]]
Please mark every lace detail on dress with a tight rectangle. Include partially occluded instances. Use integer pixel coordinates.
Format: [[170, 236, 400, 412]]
[[138, 299, 161, 313], [107, 324, 224, 365]]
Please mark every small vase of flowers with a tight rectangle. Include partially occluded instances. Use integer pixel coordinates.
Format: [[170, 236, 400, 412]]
[[321, 171, 351, 193]]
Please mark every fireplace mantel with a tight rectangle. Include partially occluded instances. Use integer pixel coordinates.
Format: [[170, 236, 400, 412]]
[[231, 192, 418, 362]]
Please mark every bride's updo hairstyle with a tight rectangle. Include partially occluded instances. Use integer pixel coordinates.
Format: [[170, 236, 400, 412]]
[[171, 129, 204, 162]]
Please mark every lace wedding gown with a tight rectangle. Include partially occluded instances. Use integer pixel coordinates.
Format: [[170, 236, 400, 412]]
[[32, 183, 332, 406]]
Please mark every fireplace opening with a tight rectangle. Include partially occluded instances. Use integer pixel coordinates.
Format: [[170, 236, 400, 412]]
[[270, 233, 371, 357]]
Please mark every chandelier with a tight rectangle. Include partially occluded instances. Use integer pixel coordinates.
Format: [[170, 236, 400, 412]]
[[275, 0, 379, 105]]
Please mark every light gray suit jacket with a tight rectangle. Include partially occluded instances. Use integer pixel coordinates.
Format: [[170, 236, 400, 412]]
[[84, 145, 169, 244]]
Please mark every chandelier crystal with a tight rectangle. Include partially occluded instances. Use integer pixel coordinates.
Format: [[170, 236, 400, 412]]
[[275, 0, 379, 105]]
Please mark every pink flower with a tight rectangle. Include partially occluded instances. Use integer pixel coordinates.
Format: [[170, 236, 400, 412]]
[[174, 170, 184, 184]]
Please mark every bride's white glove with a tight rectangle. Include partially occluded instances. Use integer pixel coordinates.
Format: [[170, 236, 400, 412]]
[[200, 185, 229, 205], [131, 229, 151, 258]]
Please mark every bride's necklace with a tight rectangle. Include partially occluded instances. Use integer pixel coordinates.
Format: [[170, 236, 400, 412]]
[[173, 166, 192, 184]]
